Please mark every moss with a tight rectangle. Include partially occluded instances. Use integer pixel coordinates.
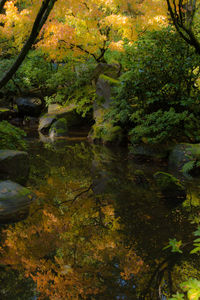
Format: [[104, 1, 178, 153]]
[[99, 74, 120, 86], [91, 122, 123, 144], [103, 126, 123, 143], [187, 144, 200, 159], [51, 118, 67, 129], [0, 108, 9, 112], [18, 187, 32, 197], [49, 118, 68, 137]]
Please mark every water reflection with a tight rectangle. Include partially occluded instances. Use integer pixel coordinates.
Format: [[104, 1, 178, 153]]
[[0, 139, 199, 299]]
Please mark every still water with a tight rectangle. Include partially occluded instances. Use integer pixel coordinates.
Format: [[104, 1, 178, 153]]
[[0, 136, 199, 299]]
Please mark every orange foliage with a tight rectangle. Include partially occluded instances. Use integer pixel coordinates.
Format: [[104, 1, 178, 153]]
[[0, 178, 146, 299], [0, 0, 168, 61]]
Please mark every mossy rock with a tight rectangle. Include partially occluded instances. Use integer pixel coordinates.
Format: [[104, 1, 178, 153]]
[[0, 180, 35, 223], [89, 121, 124, 145], [154, 171, 186, 202], [38, 114, 57, 134], [0, 150, 29, 185], [99, 74, 120, 86], [49, 118, 68, 138], [102, 125, 123, 144], [92, 63, 121, 83], [47, 104, 85, 128]]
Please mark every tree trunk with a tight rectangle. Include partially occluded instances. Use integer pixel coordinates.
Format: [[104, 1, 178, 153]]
[[0, 0, 7, 14], [0, 0, 57, 90], [166, 0, 200, 55]]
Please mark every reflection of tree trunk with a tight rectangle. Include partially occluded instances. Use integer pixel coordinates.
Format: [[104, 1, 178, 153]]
[[142, 253, 180, 299], [0, 0, 57, 90]]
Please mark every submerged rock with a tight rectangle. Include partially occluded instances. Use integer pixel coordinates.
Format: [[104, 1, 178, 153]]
[[130, 144, 169, 161], [0, 180, 35, 223], [0, 150, 29, 185], [133, 169, 149, 186], [154, 171, 186, 203]]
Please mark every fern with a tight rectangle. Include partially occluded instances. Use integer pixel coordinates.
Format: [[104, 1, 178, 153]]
[[182, 161, 196, 176], [182, 160, 200, 177]]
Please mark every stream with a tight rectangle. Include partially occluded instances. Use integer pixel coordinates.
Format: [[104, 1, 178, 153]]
[[0, 133, 200, 299]]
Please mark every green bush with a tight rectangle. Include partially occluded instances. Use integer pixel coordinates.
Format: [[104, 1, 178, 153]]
[[110, 27, 200, 144], [0, 121, 27, 150], [45, 59, 96, 116]]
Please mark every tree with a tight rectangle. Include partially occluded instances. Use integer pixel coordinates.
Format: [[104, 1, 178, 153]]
[[0, 0, 7, 14], [0, 0, 57, 90], [166, 0, 200, 54], [37, 0, 167, 62], [0, 0, 167, 92]]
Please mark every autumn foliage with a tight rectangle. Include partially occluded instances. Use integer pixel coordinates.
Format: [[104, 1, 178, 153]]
[[0, 0, 168, 62], [0, 177, 145, 299]]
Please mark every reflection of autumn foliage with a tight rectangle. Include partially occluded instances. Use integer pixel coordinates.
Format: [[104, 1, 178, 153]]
[[0, 177, 145, 299]]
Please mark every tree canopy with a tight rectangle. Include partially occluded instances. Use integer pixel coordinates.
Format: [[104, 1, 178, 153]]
[[0, 0, 168, 88]]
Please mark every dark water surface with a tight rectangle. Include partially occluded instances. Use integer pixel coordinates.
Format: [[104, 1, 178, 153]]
[[0, 136, 200, 299]]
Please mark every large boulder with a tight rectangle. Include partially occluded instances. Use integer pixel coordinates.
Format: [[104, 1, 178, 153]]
[[38, 114, 57, 134], [0, 180, 35, 223], [169, 143, 200, 176], [39, 104, 85, 135], [0, 150, 29, 185], [89, 63, 124, 144], [154, 171, 186, 203], [16, 96, 44, 117]]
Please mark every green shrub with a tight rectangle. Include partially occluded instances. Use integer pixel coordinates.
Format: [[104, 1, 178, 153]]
[[110, 27, 200, 144], [0, 121, 27, 150]]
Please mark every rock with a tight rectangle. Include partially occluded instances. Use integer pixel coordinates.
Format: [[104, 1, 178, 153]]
[[92, 63, 121, 84], [0, 180, 35, 223], [10, 118, 23, 127], [16, 96, 43, 117], [38, 114, 57, 134], [49, 118, 68, 138], [89, 120, 123, 145], [154, 171, 186, 203], [0, 108, 17, 121], [0, 150, 29, 185], [22, 117, 39, 129], [39, 105, 85, 136], [169, 143, 200, 176], [89, 63, 124, 144], [48, 103, 63, 113]]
